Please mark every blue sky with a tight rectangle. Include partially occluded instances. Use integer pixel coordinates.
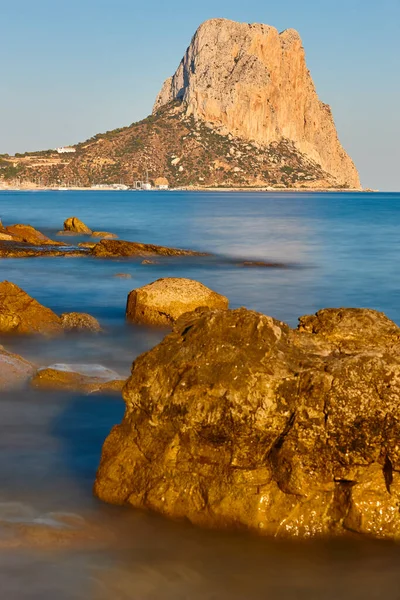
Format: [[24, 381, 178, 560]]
[[1, 0, 399, 189]]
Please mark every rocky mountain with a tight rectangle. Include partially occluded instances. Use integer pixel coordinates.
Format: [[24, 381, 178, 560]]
[[1, 19, 360, 190], [155, 18, 360, 189]]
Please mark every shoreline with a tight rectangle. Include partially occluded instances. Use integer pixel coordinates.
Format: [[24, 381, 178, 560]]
[[0, 183, 378, 193]]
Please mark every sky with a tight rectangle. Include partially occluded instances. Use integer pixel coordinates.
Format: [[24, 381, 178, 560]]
[[1, 0, 399, 190]]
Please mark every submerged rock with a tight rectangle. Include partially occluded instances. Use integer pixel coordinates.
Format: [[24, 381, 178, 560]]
[[0, 347, 35, 390], [126, 278, 229, 326], [63, 217, 92, 235], [61, 312, 102, 332], [95, 306, 400, 539], [91, 231, 118, 239], [0, 281, 63, 335], [91, 239, 209, 258], [0, 502, 109, 549], [31, 363, 125, 394]]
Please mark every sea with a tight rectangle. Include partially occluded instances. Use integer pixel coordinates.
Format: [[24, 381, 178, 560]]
[[1, 189, 400, 599]]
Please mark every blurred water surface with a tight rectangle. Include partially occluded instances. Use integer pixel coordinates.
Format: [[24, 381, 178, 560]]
[[1, 189, 400, 599]]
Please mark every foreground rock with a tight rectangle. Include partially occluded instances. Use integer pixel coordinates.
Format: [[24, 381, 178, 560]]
[[0, 281, 63, 335], [63, 217, 92, 235], [126, 278, 229, 326], [61, 312, 102, 332], [95, 306, 400, 539], [0, 347, 35, 390], [31, 364, 125, 394], [91, 239, 209, 258]]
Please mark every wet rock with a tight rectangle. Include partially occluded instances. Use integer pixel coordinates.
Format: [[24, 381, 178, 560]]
[[0, 281, 63, 335], [91, 239, 209, 258], [63, 216, 92, 235], [95, 306, 400, 539], [31, 363, 125, 394], [126, 278, 229, 326], [5, 224, 64, 246], [91, 231, 118, 239], [0, 346, 35, 390], [61, 312, 102, 332], [0, 241, 88, 258], [78, 241, 98, 249], [141, 259, 159, 265], [114, 273, 132, 279], [298, 307, 400, 351]]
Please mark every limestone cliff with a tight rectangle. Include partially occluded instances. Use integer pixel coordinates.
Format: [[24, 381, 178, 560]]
[[154, 18, 360, 188]]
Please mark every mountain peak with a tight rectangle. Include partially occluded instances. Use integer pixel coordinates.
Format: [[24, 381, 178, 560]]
[[154, 18, 360, 188]]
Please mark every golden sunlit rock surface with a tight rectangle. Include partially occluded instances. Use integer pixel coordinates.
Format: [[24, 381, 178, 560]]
[[126, 278, 229, 326], [95, 306, 400, 538]]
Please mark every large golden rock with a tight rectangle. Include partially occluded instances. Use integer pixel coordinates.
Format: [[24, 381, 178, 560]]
[[0, 281, 63, 335], [154, 18, 360, 188], [95, 306, 400, 539], [126, 278, 229, 326]]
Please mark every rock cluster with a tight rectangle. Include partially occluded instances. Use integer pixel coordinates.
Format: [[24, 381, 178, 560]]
[[154, 18, 360, 188], [95, 306, 400, 539], [0, 281, 101, 335]]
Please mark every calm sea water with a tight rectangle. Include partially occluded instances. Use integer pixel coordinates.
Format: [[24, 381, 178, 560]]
[[1, 189, 400, 599]]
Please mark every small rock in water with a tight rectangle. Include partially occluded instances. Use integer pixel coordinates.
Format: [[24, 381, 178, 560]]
[[61, 312, 102, 332], [114, 273, 132, 279], [63, 217, 92, 235], [91, 231, 118, 239], [31, 363, 125, 394]]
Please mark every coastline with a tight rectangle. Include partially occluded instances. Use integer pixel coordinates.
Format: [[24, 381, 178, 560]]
[[0, 182, 377, 193]]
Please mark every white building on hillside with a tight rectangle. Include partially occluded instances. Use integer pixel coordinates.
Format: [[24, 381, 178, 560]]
[[56, 147, 76, 154]]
